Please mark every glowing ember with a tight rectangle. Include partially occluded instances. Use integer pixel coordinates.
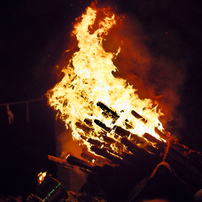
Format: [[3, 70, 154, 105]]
[[47, 5, 169, 155], [37, 172, 47, 185]]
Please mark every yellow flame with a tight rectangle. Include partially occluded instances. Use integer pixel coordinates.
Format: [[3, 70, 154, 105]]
[[47, 6, 168, 155]]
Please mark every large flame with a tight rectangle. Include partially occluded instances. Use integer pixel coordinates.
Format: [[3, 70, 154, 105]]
[[47, 5, 169, 155]]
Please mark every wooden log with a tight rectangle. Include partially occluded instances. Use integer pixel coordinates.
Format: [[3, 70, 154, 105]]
[[114, 126, 130, 138], [101, 135, 116, 144], [94, 119, 112, 132], [90, 146, 132, 168], [66, 155, 95, 171], [48, 155, 73, 168], [121, 137, 150, 157], [143, 132, 166, 150], [87, 138, 103, 147], [97, 102, 119, 121], [81, 149, 113, 166], [154, 127, 168, 140], [131, 110, 147, 123]]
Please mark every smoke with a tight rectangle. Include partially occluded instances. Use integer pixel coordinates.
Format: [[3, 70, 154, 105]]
[[103, 11, 187, 137], [56, 128, 86, 191], [59, 129, 83, 159]]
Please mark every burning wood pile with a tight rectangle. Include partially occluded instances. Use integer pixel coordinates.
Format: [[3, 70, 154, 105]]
[[29, 3, 202, 202], [48, 110, 202, 201]]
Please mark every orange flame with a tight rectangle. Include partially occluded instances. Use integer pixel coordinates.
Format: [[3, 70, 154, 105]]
[[47, 5, 169, 155]]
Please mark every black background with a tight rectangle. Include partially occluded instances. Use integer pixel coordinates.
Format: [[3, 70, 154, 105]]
[[0, 0, 202, 200]]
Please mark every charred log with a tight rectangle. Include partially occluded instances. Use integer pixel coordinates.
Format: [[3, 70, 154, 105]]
[[90, 146, 132, 168], [94, 119, 112, 132], [143, 132, 166, 151], [87, 138, 103, 147], [154, 127, 168, 140], [131, 110, 147, 123], [114, 126, 130, 137], [97, 102, 119, 121], [66, 155, 96, 171]]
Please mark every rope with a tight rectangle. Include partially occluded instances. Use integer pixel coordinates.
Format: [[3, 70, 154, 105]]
[[0, 96, 48, 123], [0, 97, 47, 107]]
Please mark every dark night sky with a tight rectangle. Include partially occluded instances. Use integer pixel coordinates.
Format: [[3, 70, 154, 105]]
[[0, 0, 202, 200]]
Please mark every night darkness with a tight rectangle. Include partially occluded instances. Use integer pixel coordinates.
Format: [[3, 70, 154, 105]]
[[0, 0, 202, 201]]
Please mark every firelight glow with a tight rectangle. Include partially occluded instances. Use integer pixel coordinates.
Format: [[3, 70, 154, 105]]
[[47, 5, 169, 156]]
